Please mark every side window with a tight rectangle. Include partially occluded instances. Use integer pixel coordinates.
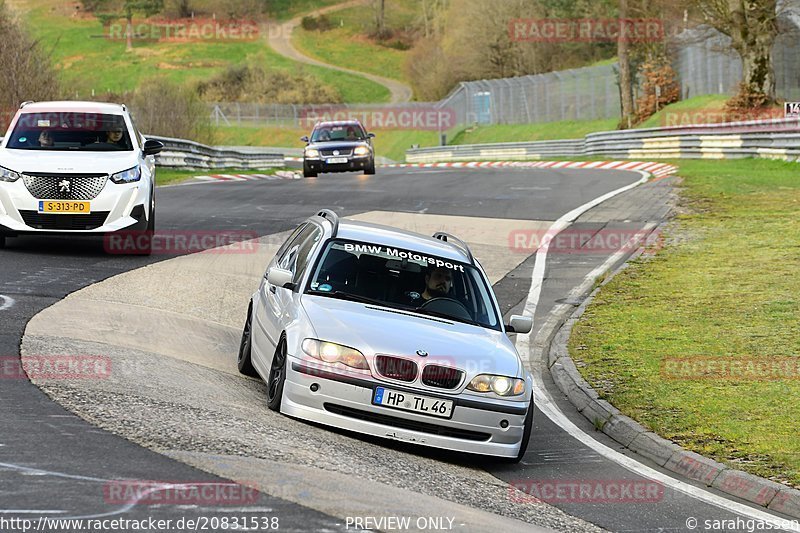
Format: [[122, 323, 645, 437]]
[[273, 223, 308, 270], [274, 223, 321, 282], [292, 226, 323, 283]]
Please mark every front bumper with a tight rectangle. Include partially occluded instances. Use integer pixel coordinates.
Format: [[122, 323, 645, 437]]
[[281, 357, 530, 458], [304, 155, 373, 173], [0, 179, 148, 235]]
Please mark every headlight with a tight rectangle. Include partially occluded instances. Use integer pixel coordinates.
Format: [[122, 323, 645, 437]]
[[305, 148, 320, 159], [110, 166, 141, 184], [301, 338, 369, 370], [0, 165, 20, 183], [467, 374, 526, 396], [354, 146, 370, 156]]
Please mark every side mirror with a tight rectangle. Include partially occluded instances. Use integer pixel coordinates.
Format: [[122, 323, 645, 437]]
[[267, 267, 295, 290], [300, 136, 309, 143], [143, 139, 163, 156], [506, 315, 532, 334], [367, 132, 375, 138]]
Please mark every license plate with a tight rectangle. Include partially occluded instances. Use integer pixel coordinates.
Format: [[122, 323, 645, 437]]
[[326, 157, 348, 164], [373, 387, 454, 419], [38, 201, 91, 214]]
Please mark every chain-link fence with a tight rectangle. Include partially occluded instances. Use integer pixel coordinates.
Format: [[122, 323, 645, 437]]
[[673, 25, 800, 102], [204, 22, 800, 130]]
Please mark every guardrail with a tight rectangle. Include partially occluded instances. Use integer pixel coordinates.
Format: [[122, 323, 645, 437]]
[[406, 117, 800, 163], [0, 135, 288, 170], [148, 135, 286, 169]]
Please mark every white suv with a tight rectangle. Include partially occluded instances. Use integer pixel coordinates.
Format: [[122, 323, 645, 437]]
[[0, 101, 163, 252]]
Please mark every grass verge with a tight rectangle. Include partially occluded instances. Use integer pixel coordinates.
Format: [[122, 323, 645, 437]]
[[569, 158, 800, 488], [450, 119, 619, 145], [155, 167, 289, 186]]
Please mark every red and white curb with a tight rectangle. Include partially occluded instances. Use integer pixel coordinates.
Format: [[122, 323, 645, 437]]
[[384, 160, 678, 178], [194, 171, 302, 182]]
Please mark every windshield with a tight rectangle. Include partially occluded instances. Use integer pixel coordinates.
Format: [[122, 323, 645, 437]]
[[6, 112, 134, 151], [311, 124, 366, 142], [306, 240, 501, 330]]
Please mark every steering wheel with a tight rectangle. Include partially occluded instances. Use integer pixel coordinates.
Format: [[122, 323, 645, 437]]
[[418, 297, 473, 322]]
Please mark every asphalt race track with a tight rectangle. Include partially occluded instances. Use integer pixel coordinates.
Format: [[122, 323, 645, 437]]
[[1, 166, 796, 532]]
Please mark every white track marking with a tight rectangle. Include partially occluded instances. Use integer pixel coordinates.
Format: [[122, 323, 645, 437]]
[[0, 295, 15, 311], [0, 461, 251, 520], [514, 171, 799, 531]]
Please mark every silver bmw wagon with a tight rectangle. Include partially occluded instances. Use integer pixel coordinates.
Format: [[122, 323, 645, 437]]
[[238, 209, 534, 461]]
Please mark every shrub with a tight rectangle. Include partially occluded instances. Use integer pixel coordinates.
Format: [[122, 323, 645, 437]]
[[196, 65, 342, 104], [129, 77, 214, 144]]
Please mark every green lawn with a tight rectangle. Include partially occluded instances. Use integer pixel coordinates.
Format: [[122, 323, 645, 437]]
[[569, 158, 800, 488], [450, 119, 619, 145], [21, 0, 389, 102], [214, 124, 441, 162], [291, 0, 417, 84]]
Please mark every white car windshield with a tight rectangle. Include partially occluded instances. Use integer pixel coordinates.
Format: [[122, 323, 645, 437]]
[[306, 240, 501, 330], [6, 112, 134, 151]]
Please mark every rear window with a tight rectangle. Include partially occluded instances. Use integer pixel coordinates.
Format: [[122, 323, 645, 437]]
[[6, 112, 133, 151]]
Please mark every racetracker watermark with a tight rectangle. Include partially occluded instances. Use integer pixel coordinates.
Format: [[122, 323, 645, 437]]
[[662, 357, 800, 381], [104, 230, 259, 256], [508, 227, 663, 255], [103, 481, 259, 505], [662, 108, 799, 129], [1, 355, 111, 380], [104, 19, 260, 42], [509, 479, 664, 504], [509, 18, 664, 42], [299, 106, 456, 130]]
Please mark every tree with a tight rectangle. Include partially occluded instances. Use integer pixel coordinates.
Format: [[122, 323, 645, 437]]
[[0, 1, 60, 127], [696, 0, 779, 106], [373, 0, 387, 39], [121, 0, 164, 51], [617, 0, 636, 128], [93, 0, 164, 51]]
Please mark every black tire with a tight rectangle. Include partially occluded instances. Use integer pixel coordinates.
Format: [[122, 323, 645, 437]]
[[0, 235, 6, 249], [303, 164, 317, 178], [237, 301, 259, 377], [140, 194, 155, 256], [266, 337, 288, 411], [364, 160, 376, 175], [511, 398, 534, 463]]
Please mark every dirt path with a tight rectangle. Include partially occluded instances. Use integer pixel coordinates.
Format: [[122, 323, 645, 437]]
[[267, 0, 413, 103]]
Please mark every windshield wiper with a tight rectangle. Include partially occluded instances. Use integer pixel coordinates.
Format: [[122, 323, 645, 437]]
[[412, 307, 481, 327], [308, 290, 387, 307]]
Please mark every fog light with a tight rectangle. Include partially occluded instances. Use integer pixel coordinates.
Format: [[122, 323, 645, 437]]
[[310, 383, 320, 392], [500, 420, 509, 429]]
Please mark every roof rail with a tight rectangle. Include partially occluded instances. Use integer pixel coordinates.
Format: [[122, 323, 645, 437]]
[[19, 101, 34, 109], [432, 232, 474, 264], [316, 209, 340, 237]]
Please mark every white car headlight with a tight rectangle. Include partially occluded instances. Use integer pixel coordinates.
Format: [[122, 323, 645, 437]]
[[467, 374, 526, 396], [110, 166, 141, 184], [305, 149, 320, 159], [301, 338, 369, 370], [0, 165, 21, 183], [354, 146, 370, 156]]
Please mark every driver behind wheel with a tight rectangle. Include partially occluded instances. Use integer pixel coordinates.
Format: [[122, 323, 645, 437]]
[[403, 266, 453, 304], [422, 266, 453, 300]]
